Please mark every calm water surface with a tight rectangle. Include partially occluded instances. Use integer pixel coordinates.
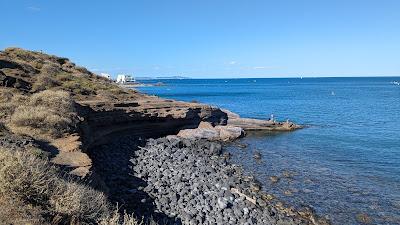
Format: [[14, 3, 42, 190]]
[[138, 77, 400, 225]]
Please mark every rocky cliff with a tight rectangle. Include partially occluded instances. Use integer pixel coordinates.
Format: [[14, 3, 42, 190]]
[[0, 47, 229, 177]]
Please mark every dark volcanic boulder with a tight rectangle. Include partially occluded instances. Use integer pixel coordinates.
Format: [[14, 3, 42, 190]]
[[0, 71, 31, 91], [0, 59, 24, 70]]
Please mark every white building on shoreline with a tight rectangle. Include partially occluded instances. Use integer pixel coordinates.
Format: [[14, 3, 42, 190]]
[[116, 74, 135, 84]]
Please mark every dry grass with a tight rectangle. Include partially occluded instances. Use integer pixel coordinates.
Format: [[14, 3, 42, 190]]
[[50, 182, 110, 223], [60, 74, 118, 96], [99, 208, 142, 225], [0, 150, 58, 205], [0, 148, 53, 224], [2, 47, 132, 102], [29, 90, 75, 112], [8, 90, 77, 140], [10, 106, 73, 139], [0, 197, 48, 225], [0, 147, 141, 224], [32, 73, 61, 92], [0, 89, 28, 120]]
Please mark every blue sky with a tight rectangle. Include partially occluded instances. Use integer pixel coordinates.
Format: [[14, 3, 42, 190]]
[[1, 0, 400, 78]]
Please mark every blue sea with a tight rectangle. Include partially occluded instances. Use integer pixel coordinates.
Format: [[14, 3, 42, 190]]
[[137, 77, 400, 225]]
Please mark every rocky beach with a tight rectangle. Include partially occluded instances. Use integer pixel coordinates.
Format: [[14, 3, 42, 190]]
[[90, 134, 327, 225]]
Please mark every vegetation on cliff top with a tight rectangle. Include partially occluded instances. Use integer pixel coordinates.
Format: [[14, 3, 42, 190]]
[[0, 47, 134, 100], [0, 47, 141, 140], [0, 48, 142, 224], [7, 90, 78, 140]]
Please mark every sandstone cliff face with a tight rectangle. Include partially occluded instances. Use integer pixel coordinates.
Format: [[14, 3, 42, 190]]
[[77, 97, 227, 150]]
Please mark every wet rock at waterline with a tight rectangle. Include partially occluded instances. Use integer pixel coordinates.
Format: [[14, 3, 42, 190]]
[[253, 151, 262, 160]]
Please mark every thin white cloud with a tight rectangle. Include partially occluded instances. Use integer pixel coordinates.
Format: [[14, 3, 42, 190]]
[[229, 61, 237, 65], [253, 66, 275, 70], [253, 66, 266, 69], [88, 67, 128, 73], [26, 6, 41, 12]]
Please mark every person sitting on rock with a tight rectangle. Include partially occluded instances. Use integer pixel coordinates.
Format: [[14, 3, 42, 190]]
[[269, 114, 275, 122]]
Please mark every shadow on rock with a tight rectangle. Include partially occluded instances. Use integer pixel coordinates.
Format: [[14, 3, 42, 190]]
[[87, 136, 182, 225]]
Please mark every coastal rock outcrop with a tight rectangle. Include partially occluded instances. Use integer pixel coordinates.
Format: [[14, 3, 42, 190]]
[[177, 121, 244, 141], [77, 99, 228, 148], [223, 109, 302, 131]]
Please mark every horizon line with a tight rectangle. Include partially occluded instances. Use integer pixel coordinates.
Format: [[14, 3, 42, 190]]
[[133, 75, 400, 79]]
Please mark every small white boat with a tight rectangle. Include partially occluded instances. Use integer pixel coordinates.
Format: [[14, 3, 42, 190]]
[[391, 81, 400, 85]]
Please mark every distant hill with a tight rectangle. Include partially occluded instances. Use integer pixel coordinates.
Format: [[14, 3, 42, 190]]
[[136, 76, 191, 80]]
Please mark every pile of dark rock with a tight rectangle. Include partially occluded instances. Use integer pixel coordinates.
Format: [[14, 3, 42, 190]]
[[131, 136, 312, 225]]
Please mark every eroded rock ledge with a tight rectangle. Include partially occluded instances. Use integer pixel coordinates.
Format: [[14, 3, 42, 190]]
[[51, 95, 228, 177], [77, 96, 228, 149]]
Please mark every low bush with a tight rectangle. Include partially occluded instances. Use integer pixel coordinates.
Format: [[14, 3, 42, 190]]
[[29, 90, 75, 112], [0, 147, 140, 224], [99, 208, 141, 225], [41, 63, 62, 76], [32, 73, 61, 92], [50, 182, 110, 223], [62, 79, 95, 95], [32, 59, 44, 70], [0, 196, 48, 225], [8, 90, 77, 140], [10, 106, 73, 138], [0, 88, 14, 101], [56, 72, 73, 82], [0, 149, 58, 205], [0, 89, 28, 120], [5, 47, 38, 62]]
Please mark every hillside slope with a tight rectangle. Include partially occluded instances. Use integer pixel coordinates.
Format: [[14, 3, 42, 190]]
[[0, 47, 227, 225]]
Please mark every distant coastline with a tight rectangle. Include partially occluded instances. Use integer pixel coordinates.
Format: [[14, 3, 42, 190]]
[[135, 76, 191, 80]]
